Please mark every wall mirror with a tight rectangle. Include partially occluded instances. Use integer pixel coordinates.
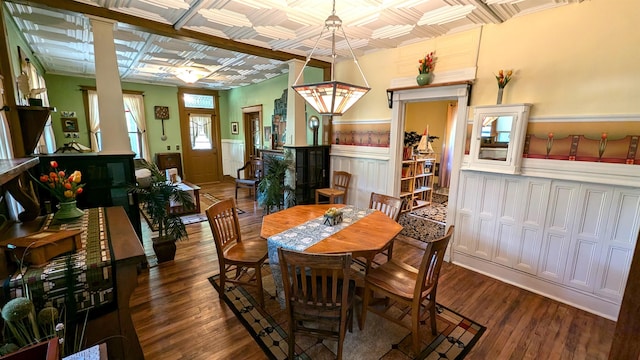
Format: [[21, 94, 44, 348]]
[[467, 103, 531, 174]]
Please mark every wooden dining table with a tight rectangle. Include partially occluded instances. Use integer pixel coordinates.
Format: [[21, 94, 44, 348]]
[[260, 204, 403, 258], [261, 204, 403, 305]]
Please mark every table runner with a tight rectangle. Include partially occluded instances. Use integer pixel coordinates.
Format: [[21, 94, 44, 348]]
[[5, 208, 114, 314], [267, 206, 374, 305]]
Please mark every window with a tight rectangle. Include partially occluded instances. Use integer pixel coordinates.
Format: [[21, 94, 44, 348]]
[[125, 110, 143, 158], [183, 94, 214, 109], [190, 114, 213, 150], [86, 90, 149, 160]]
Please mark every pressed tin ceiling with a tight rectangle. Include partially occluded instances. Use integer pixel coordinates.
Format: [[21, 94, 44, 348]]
[[5, 0, 583, 90]]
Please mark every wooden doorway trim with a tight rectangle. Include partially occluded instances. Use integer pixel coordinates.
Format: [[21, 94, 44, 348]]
[[242, 105, 263, 162]]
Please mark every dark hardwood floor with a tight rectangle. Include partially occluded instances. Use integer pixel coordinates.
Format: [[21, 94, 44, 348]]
[[129, 179, 615, 359]]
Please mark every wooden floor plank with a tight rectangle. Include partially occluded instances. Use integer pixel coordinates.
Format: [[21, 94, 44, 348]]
[[129, 178, 615, 359]]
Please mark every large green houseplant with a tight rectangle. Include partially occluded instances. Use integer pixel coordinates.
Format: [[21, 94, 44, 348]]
[[257, 151, 295, 214], [131, 160, 194, 262]]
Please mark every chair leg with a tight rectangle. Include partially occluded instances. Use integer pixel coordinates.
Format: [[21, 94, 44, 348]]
[[337, 320, 346, 360], [412, 302, 421, 355], [359, 285, 371, 330], [429, 300, 438, 335], [315, 190, 320, 204], [255, 263, 264, 308], [288, 318, 296, 360], [387, 240, 394, 261], [235, 186, 238, 199], [219, 266, 226, 299]]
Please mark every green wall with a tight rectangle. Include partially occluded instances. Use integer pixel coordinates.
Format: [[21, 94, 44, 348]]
[[222, 67, 323, 147], [43, 74, 182, 158]]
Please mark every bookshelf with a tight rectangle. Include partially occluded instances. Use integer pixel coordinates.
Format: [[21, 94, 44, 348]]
[[400, 157, 435, 212]]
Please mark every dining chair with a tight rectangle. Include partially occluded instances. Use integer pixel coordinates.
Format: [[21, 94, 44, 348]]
[[359, 226, 454, 355], [315, 171, 352, 204], [278, 248, 355, 360], [235, 157, 263, 200], [365, 192, 404, 268], [206, 198, 268, 307]]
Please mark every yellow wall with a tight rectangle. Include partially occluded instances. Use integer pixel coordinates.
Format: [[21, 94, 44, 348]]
[[405, 101, 451, 159], [335, 0, 640, 121]]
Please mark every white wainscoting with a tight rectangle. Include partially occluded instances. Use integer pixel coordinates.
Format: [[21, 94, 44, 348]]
[[453, 170, 640, 320], [329, 145, 392, 208], [221, 139, 245, 178]]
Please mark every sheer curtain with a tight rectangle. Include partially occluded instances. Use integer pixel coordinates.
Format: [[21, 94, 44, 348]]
[[34, 74, 56, 154], [123, 94, 150, 161], [439, 102, 458, 189], [88, 90, 101, 151]]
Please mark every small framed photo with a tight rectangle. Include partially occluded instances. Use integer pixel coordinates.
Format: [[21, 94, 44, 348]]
[[231, 122, 239, 135], [61, 117, 79, 132]]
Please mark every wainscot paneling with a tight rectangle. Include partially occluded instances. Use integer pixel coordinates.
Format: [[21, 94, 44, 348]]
[[221, 139, 245, 177], [329, 145, 391, 208], [453, 170, 640, 320]]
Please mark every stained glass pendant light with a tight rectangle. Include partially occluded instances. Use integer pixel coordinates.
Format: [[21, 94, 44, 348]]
[[291, 0, 370, 116]]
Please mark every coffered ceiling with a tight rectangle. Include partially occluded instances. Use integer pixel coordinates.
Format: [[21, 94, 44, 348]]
[[4, 0, 583, 90]]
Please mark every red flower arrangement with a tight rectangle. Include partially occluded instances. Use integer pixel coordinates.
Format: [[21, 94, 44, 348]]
[[36, 161, 85, 203], [496, 69, 513, 88], [418, 52, 436, 74]]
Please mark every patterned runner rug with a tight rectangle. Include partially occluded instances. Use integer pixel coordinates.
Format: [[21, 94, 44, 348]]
[[208, 265, 484, 360]]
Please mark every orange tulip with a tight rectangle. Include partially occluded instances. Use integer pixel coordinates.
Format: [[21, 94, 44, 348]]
[[50, 161, 58, 168], [76, 188, 83, 194]]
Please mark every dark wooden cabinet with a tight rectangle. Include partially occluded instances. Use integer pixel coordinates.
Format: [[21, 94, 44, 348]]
[[156, 152, 183, 178], [285, 145, 330, 204], [35, 154, 142, 240]]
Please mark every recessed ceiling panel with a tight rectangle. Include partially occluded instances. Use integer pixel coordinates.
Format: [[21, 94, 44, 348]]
[[5, 0, 584, 89]]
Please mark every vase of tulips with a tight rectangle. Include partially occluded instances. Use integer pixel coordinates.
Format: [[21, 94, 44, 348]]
[[35, 161, 85, 221], [416, 52, 436, 86], [495, 69, 513, 104]]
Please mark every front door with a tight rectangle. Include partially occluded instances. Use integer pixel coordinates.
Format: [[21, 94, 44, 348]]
[[178, 88, 222, 184]]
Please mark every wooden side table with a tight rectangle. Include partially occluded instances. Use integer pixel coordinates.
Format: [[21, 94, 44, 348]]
[[168, 181, 201, 215]]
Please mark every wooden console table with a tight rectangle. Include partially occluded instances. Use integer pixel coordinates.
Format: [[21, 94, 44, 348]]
[[0, 207, 145, 360]]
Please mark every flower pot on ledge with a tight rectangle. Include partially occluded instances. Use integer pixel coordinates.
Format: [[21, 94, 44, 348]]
[[416, 73, 433, 86]]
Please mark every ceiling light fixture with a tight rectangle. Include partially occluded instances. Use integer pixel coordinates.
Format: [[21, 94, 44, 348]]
[[291, 0, 370, 116], [175, 70, 201, 84]]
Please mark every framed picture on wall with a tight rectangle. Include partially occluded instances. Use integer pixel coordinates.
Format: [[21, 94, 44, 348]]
[[61, 118, 79, 132], [231, 122, 239, 135], [264, 126, 272, 144]]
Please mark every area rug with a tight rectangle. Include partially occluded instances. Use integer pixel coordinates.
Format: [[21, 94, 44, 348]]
[[208, 266, 484, 360], [201, 192, 246, 215], [141, 192, 246, 231]]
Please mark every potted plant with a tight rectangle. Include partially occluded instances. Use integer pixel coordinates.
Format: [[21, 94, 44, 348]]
[[257, 151, 295, 214], [131, 161, 194, 262], [404, 131, 421, 160]]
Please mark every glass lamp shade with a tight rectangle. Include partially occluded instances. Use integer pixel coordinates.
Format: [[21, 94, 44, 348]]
[[292, 81, 370, 116], [308, 115, 320, 130], [175, 71, 201, 84]]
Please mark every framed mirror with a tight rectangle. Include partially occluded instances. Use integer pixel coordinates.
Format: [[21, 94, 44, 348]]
[[468, 103, 531, 174]]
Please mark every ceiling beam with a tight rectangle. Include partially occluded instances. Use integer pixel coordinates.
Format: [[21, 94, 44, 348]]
[[9, 0, 332, 69]]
